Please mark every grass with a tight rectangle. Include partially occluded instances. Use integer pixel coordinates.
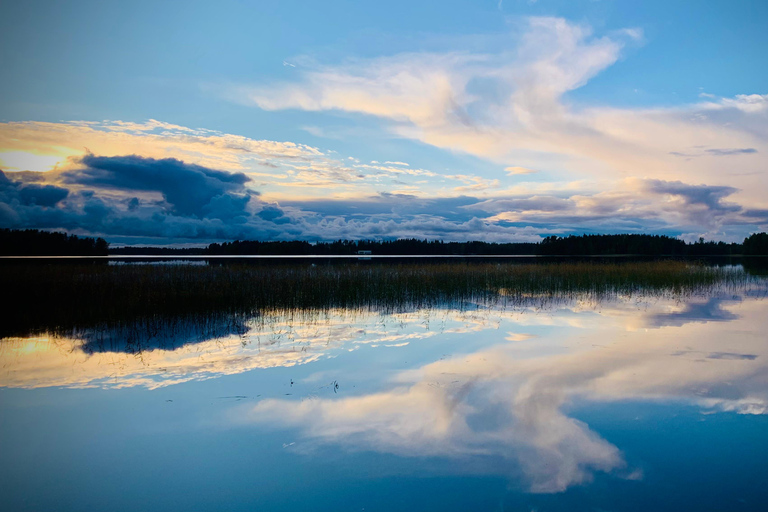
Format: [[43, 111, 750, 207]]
[[0, 259, 756, 340]]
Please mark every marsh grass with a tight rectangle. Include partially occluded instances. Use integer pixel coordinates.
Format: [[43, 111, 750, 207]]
[[0, 260, 755, 342]]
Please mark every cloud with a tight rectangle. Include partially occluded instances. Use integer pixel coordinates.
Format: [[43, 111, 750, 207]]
[[643, 179, 741, 215], [2, 155, 283, 242], [0, 170, 71, 225], [464, 178, 756, 238], [63, 154, 252, 218], [705, 147, 757, 156], [2, 153, 764, 244], [713, 93, 768, 114], [670, 147, 757, 158], [505, 166, 538, 176], [1, 118, 766, 244], [233, 16, 767, 208], [1, 152, 550, 244]]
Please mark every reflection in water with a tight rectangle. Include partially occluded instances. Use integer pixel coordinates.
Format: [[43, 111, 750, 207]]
[[1, 274, 767, 496], [234, 286, 765, 493]]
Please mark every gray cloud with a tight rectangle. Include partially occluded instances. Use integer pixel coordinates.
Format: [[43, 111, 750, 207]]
[[1, 157, 766, 245], [670, 147, 758, 158], [0, 170, 71, 225], [705, 148, 757, 156], [644, 180, 741, 214], [468, 196, 573, 214], [1, 170, 69, 207], [62, 154, 252, 218]]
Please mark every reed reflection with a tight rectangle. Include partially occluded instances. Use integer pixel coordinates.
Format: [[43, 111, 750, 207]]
[[1, 267, 765, 392]]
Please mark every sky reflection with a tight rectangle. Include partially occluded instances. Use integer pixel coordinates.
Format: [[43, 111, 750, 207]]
[[1, 282, 767, 494], [236, 290, 768, 492]]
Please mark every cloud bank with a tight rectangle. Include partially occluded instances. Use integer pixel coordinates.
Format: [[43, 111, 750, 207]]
[[0, 115, 766, 243]]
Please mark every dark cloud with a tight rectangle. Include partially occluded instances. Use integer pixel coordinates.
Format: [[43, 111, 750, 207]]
[[1, 157, 282, 241], [257, 205, 291, 224], [1, 170, 69, 206], [706, 352, 757, 360], [669, 148, 757, 158], [62, 154, 252, 218], [645, 179, 740, 213], [742, 208, 768, 220], [705, 148, 757, 156], [17, 183, 69, 207]]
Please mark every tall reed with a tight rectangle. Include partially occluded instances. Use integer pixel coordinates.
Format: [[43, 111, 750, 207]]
[[0, 260, 754, 340]]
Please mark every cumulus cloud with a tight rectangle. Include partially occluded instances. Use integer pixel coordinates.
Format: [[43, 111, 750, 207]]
[[2, 155, 282, 242], [0, 152, 548, 243], [63, 154, 253, 218]]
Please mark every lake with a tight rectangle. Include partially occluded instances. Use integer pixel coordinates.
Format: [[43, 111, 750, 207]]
[[1, 259, 767, 511]]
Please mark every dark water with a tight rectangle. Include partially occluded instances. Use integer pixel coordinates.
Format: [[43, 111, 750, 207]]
[[1, 263, 768, 511]]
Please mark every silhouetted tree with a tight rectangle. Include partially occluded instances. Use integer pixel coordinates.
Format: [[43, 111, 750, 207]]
[[0, 229, 109, 255], [743, 232, 768, 255]]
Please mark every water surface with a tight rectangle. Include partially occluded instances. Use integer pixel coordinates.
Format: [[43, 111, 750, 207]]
[[1, 262, 767, 511]]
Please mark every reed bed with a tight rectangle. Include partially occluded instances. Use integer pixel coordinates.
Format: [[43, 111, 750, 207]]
[[0, 260, 755, 340]]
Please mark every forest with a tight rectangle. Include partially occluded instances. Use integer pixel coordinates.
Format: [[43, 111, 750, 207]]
[[2, 228, 768, 256]]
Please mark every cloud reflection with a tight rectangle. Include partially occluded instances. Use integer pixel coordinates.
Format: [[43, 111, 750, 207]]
[[2, 283, 768, 492], [237, 289, 768, 492]]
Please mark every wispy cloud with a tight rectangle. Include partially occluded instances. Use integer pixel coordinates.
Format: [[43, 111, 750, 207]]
[[233, 17, 766, 207], [505, 166, 538, 176]]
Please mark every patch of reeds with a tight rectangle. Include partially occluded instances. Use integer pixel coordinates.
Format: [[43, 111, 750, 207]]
[[0, 260, 756, 341]]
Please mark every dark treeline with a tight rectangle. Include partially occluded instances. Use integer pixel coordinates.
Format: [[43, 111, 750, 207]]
[[203, 233, 766, 256], [111, 246, 206, 255], [539, 234, 743, 256], [743, 232, 768, 255], [0, 229, 109, 256], [205, 239, 539, 255], [2, 229, 768, 256]]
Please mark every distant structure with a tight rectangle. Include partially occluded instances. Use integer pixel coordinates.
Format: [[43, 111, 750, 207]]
[[357, 250, 372, 255]]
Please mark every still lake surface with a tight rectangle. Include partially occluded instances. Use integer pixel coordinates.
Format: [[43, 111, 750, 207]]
[[1, 259, 768, 511]]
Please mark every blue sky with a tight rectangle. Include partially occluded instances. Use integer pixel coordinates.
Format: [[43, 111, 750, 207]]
[[1, 0, 766, 244]]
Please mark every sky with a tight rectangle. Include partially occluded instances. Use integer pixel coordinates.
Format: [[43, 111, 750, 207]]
[[0, 0, 766, 245]]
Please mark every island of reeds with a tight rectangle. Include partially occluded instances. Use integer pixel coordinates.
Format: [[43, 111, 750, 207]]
[[1, 258, 762, 342]]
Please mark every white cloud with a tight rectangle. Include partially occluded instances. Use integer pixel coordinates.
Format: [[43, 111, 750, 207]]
[[505, 166, 538, 175], [234, 16, 767, 208]]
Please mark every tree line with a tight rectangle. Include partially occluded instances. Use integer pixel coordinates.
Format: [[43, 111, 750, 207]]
[[0, 229, 109, 256], [2, 229, 768, 256]]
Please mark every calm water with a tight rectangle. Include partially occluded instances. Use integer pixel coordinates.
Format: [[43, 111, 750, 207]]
[[2, 264, 768, 511]]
